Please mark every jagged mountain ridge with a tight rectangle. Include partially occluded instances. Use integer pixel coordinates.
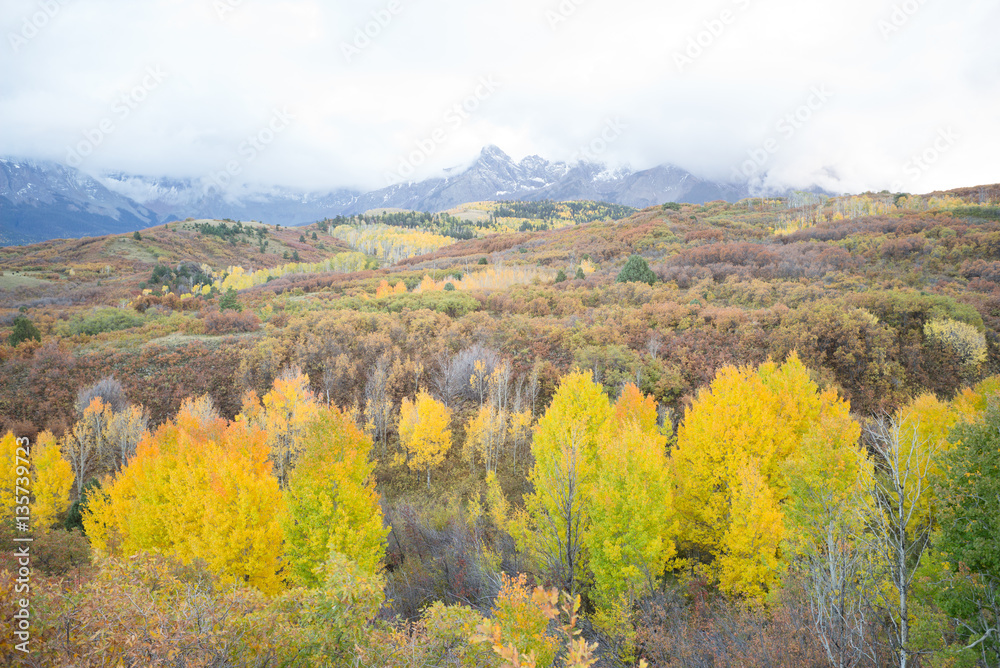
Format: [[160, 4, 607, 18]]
[[335, 146, 748, 212], [1, 147, 748, 245]]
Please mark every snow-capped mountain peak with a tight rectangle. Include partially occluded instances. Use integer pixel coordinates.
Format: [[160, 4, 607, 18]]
[[1, 148, 749, 244]]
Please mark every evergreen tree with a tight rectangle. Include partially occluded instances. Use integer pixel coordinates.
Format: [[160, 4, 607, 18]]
[[8, 315, 41, 346], [616, 255, 657, 286], [219, 288, 242, 312]]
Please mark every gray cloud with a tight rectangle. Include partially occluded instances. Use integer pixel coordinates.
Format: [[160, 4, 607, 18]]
[[1, 0, 997, 194]]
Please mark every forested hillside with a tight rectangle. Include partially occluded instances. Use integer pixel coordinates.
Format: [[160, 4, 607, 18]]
[[2, 188, 1000, 667]]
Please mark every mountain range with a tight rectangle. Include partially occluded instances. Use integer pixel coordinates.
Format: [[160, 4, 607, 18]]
[[0, 147, 750, 245]]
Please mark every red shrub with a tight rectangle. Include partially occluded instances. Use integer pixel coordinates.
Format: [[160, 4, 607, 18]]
[[203, 309, 260, 334]]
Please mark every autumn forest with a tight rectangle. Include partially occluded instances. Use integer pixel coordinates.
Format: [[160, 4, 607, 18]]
[[2, 189, 1000, 668]]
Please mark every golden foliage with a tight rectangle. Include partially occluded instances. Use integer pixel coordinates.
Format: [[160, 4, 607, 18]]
[[239, 369, 320, 487], [30, 431, 74, 532], [587, 384, 676, 610], [398, 391, 453, 488], [84, 400, 287, 594], [211, 252, 369, 292], [671, 352, 860, 599]]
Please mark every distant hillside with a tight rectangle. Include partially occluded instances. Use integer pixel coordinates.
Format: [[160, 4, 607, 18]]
[[4, 186, 999, 429], [0, 218, 354, 292]]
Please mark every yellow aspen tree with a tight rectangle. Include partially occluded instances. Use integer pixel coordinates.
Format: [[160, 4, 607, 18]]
[[239, 369, 320, 487], [467, 362, 513, 473], [30, 431, 74, 531], [519, 370, 611, 596], [672, 366, 777, 561], [893, 392, 986, 527], [398, 391, 453, 489], [84, 398, 286, 594], [716, 460, 785, 599], [671, 353, 858, 599], [393, 280, 407, 294], [284, 407, 388, 585], [586, 385, 676, 614], [419, 275, 438, 292], [197, 429, 286, 594], [375, 279, 391, 298], [465, 404, 507, 474]]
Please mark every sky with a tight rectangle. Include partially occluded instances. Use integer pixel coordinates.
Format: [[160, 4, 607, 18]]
[[1, 0, 998, 195]]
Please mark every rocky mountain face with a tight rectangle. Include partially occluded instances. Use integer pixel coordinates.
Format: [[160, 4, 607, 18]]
[[0, 158, 158, 245], [1, 147, 749, 244], [347, 146, 748, 212]]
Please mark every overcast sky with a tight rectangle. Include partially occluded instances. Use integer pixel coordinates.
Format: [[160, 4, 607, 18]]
[[1, 0, 997, 195]]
